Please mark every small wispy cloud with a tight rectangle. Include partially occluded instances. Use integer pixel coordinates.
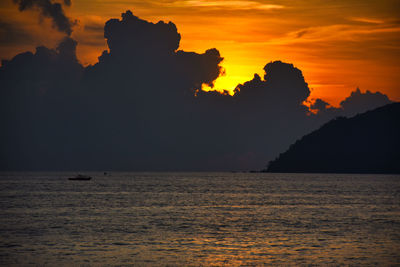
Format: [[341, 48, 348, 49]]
[[266, 24, 400, 46], [167, 0, 284, 10], [350, 17, 384, 24]]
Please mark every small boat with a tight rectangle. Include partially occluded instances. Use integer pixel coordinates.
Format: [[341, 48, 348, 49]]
[[68, 174, 92, 181]]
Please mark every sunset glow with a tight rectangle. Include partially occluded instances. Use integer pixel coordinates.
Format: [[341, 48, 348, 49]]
[[0, 0, 399, 105], [1, 2, 399, 264]]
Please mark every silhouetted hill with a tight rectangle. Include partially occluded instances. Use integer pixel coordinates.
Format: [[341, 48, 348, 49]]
[[266, 103, 400, 174]]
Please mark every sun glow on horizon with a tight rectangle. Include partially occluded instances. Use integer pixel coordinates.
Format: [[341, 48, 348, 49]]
[[201, 61, 264, 95]]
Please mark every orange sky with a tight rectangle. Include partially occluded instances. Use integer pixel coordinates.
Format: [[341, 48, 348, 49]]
[[1, 0, 399, 106]]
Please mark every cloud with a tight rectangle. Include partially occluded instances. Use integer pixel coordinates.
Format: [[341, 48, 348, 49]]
[[83, 23, 104, 33], [267, 23, 400, 47], [13, 0, 75, 35], [233, 61, 310, 109], [0, 36, 82, 90], [0, 10, 395, 171], [85, 10, 223, 95], [310, 98, 330, 111], [339, 88, 392, 116], [0, 20, 35, 45], [308, 98, 338, 115], [296, 30, 308, 38], [350, 17, 384, 24], [193, 61, 317, 169], [0, 11, 225, 170], [166, 1, 284, 10], [309, 87, 392, 118], [104, 11, 180, 58]]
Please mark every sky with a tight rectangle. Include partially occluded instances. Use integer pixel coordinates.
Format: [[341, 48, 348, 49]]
[[0, 2, 395, 171], [0, 0, 399, 106]]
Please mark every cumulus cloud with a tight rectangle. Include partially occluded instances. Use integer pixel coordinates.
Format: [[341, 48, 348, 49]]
[[193, 61, 319, 169], [104, 11, 180, 59], [0, 36, 82, 91], [339, 88, 392, 116], [0, 11, 395, 171], [234, 61, 310, 108], [0, 11, 225, 171], [13, 0, 75, 35], [310, 88, 392, 117], [310, 98, 330, 111]]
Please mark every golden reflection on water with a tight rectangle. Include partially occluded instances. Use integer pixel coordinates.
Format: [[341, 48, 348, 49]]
[[0, 172, 399, 266]]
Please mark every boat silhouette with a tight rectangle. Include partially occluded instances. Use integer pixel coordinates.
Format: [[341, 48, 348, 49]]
[[68, 174, 92, 181]]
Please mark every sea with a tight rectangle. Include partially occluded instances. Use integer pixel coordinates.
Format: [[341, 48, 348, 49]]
[[0, 172, 399, 266]]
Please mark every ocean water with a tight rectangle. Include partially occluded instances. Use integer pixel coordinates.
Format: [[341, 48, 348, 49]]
[[0, 172, 399, 266]]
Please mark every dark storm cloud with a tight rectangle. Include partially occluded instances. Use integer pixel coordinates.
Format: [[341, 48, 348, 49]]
[[0, 11, 395, 171], [13, 0, 74, 35]]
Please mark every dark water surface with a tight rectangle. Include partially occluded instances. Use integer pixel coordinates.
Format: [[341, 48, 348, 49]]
[[0, 172, 399, 266]]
